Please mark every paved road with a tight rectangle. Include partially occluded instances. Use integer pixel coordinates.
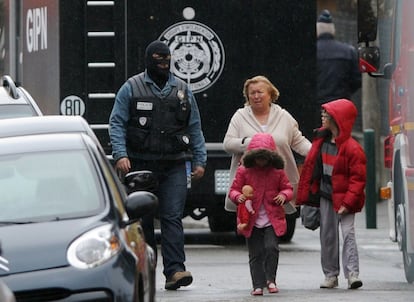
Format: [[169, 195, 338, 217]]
[[154, 200, 414, 301]]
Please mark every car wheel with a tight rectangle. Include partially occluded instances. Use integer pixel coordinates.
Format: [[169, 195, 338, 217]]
[[133, 251, 155, 302], [147, 253, 156, 302], [142, 246, 156, 302]]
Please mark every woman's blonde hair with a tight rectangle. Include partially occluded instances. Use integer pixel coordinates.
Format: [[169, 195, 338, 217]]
[[242, 75, 280, 106]]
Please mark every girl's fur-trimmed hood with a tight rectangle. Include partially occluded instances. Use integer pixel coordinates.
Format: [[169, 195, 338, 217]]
[[243, 133, 285, 169]]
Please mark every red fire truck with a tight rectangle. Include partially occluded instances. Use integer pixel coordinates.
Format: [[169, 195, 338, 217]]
[[358, 0, 414, 283], [0, 0, 316, 240]]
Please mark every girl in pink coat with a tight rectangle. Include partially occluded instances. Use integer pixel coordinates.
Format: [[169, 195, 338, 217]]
[[228, 133, 293, 296]]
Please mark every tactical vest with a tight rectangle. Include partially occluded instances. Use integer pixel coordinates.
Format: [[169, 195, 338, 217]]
[[126, 73, 191, 155]]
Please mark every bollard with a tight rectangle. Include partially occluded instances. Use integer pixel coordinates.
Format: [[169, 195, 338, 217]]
[[363, 129, 377, 228]]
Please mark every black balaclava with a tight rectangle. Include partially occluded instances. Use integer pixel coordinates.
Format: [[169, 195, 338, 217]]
[[145, 40, 171, 88]]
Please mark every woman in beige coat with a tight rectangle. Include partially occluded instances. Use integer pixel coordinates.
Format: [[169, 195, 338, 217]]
[[223, 75, 311, 213]]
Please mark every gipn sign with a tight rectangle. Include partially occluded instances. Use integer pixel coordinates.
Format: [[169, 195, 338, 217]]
[[159, 21, 225, 94]]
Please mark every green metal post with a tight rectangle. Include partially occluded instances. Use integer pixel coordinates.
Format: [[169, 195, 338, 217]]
[[364, 129, 377, 228]]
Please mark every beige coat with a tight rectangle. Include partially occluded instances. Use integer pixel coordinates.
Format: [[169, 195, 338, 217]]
[[223, 103, 311, 212]]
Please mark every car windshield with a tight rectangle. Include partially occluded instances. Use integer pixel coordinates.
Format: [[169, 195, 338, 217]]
[[0, 149, 104, 222], [0, 104, 37, 119]]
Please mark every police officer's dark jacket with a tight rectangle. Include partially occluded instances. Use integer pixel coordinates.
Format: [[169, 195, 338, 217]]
[[126, 73, 191, 157]]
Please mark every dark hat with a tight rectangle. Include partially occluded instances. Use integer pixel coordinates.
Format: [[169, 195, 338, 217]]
[[316, 9, 335, 37], [317, 9, 333, 23]]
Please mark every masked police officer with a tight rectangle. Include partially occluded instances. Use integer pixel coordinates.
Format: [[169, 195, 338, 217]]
[[109, 40, 207, 290]]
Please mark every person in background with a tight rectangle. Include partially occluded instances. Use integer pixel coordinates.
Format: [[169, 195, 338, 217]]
[[316, 9, 361, 126], [228, 133, 293, 296], [223, 75, 311, 216], [296, 98, 366, 290], [109, 40, 207, 290]]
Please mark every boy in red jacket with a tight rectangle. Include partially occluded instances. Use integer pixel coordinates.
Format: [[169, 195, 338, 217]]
[[297, 99, 366, 290]]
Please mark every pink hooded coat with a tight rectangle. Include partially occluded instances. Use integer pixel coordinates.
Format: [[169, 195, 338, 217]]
[[228, 133, 293, 237]]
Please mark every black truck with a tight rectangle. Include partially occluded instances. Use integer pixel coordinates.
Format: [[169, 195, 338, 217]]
[[0, 0, 316, 241]]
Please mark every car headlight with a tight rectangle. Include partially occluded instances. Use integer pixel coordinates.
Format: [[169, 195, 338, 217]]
[[67, 224, 121, 269]]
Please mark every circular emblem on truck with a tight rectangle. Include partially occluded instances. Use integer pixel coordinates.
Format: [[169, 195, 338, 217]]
[[159, 21, 225, 93]]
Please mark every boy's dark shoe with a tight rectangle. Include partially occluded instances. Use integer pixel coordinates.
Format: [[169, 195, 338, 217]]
[[165, 271, 193, 290]]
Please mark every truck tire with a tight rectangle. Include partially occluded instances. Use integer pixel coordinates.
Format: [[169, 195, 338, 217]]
[[207, 202, 236, 232], [394, 159, 414, 283], [279, 213, 297, 242], [403, 247, 414, 283], [397, 204, 414, 283]]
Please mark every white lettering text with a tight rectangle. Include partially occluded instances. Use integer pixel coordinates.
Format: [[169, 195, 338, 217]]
[[26, 7, 47, 53]]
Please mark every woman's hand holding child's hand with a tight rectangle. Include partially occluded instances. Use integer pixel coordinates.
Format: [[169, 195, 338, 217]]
[[273, 194, 286, 205]]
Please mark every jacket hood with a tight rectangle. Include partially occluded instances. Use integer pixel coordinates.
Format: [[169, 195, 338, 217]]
[[322, 99, 357, 143], [243, 133, 285, 169]]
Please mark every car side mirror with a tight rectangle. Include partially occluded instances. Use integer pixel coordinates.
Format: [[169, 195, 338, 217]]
[[125, 191, 158, 222]]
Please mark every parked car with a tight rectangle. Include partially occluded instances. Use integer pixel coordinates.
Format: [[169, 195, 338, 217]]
[[0, 75, 42, 119], [0, 116, 157, 302]]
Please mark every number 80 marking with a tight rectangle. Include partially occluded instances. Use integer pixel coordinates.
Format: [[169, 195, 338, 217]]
[[60, 95, 85, 116]]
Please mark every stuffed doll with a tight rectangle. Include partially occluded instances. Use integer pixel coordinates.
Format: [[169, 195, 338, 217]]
[[237, 184, 255, 230]]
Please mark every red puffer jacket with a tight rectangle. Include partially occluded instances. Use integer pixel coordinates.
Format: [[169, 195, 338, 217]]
[[296, 99, 366, 213]]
